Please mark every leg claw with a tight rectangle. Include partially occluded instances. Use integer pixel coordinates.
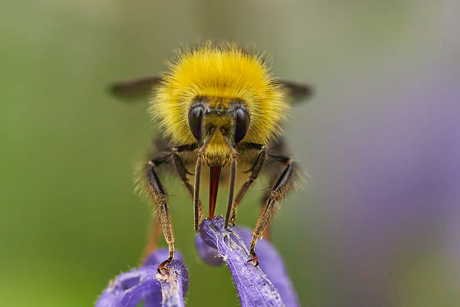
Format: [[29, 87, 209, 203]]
[[157, 257, 173, 274], [229, 215, 236, 226], [247, 251, 259, 267]]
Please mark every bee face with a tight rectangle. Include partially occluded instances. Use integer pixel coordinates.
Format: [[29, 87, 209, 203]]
[[188, 97, 250, 166], [152, 45, 289, 147]]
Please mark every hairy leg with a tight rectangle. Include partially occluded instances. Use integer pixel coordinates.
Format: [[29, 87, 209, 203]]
[[248, 157, 295, 266], [142, 144, 200, 272]]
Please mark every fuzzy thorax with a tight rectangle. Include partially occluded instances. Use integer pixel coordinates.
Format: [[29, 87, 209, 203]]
[[151, 44, 288, 146]]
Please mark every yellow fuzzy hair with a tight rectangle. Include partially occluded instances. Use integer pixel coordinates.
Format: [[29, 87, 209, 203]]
[[151, 43, 288, 145]]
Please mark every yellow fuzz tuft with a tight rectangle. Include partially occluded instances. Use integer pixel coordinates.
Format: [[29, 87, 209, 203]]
[[204, 129, 232, 166], [151, 43, 288, 145]]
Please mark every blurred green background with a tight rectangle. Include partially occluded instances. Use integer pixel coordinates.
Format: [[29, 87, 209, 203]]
[[1, 0, 459, 306]]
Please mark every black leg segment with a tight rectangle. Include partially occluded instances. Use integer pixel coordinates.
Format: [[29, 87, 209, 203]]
[[248, 157, 296, 266], [142, 143, 201, 272], [225, 146, 266, 227]]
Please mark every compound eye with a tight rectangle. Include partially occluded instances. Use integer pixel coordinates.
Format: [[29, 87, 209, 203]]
[[188, 105, 204, 141], [234, 108, 250, 144]]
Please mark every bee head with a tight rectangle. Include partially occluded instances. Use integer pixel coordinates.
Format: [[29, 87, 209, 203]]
[[188, 97, 249, 166], [152, 44, 288, 151]]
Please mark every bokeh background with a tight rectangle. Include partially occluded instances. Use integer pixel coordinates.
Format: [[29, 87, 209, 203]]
[[1, 0, 459, 306]]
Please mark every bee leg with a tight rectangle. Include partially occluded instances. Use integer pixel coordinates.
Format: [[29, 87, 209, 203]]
[[193, 151, 203, 228], [248, 157, 295, 266], [225, 146, 266, 228], [142, 144, 201, 271], [259, 189, 273, 241], [224, 151, 237, 228], [191, 137, 212, 232], [145, 161, 175, 273], [170, 147, 204, 231]]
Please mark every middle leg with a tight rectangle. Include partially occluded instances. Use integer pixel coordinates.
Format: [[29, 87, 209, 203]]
[[145, 161, 175, 272], [143, 144, 200, 271]]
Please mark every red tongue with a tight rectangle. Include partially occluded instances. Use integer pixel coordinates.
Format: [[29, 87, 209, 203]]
[[209, 165, 222, 220]]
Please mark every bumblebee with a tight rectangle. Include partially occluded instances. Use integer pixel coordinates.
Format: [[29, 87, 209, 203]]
[[111, 43, 312, 271]]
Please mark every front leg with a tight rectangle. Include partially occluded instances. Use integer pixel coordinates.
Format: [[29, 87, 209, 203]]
[[248, 156, 295, 266], [225, 144, 265, 228], [170, 145, 203, 231], [145, 161, 175, 273]]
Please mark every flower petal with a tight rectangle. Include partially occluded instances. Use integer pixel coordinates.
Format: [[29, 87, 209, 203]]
[[198, 216, 299, 307], [235, 226, 300, 307], [95, 249, 188, 307]]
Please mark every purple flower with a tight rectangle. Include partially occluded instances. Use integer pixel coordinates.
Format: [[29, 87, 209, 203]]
[[96, 216, 299, 307], [95, 249, 188, 307], [197, 216, 299, 307]]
